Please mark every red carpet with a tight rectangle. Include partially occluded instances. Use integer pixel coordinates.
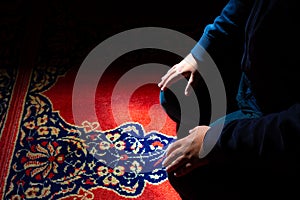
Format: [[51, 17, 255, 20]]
[[0, 64, 181, 199]]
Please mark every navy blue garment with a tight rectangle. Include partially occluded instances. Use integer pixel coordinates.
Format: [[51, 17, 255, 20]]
[[160, 0, 300, 199]]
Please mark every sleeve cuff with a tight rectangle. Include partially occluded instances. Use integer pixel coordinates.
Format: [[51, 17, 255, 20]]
[[191, 37, 210, 63], [199, 120, 225, 158]]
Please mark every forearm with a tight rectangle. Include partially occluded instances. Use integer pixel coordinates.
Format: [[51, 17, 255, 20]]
[[192, 0, 253, 62], [204, 103, 300, 164]]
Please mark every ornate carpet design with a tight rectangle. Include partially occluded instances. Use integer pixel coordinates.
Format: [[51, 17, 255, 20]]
[[0, 65, 181, 200]]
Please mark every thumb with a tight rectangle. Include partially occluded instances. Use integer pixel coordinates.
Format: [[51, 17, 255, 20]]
[[184, 73, 194, 96]]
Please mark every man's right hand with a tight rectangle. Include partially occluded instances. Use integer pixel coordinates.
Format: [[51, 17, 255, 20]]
[[158, 53, 199, 96]]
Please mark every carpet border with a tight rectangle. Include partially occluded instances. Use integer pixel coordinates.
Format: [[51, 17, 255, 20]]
[[0, 67, 32, 199]]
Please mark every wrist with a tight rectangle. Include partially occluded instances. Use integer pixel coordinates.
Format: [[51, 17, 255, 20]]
[[184, 53, 198, 70], [199, 126, 211, 158]]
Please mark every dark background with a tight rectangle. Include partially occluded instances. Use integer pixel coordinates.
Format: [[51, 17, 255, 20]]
[[0, 0, 243, 116]]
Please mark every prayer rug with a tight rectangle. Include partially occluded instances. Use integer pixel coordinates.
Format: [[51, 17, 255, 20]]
[[0, 64, 181, 200]]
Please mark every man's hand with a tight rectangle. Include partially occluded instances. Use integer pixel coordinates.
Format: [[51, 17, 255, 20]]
[[158, 53, 198, 96], [162, 125, 210, 177]]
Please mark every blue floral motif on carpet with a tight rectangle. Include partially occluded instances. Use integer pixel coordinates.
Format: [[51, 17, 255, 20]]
[[4, 93, 175, 199]]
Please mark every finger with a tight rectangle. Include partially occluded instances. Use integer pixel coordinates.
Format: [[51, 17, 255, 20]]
[[158, 63, 187, 89], [163, 66, 177, 80], [158, 67, 176, 88], [165, 154, 186, 172], [165, 136, 187, 156], [162, 153, 176, 169], [160, 70, 183, 91], [162, 75, 182, 90], [164, 142, 177, 156], [158, 66, 180, 88], [184, 73, 194, 96], [188, 126, 198, 134], [162, 143, 184, 168]]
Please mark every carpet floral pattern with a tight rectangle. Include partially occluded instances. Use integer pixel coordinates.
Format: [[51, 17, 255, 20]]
[[2, 66, 178, 200]]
